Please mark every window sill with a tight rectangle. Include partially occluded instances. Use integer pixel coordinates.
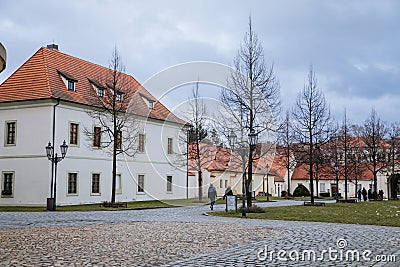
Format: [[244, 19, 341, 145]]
[[90, 193, 101, 196], [1, 195, 14, 198], [67, 193, 78, 196]]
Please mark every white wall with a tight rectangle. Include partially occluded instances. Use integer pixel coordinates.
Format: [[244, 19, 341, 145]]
[[0, 100, 188, 205]]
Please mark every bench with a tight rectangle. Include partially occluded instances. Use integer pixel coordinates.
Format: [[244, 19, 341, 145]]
[[102, 202, 128, 208], [303, 201, 326, 206]]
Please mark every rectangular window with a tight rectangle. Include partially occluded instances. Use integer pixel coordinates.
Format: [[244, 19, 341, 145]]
[[1, 172, 14, 197], [69, 123, 79, 145], [91, 173, 100, 195], [320, 183, 326, 193], [116, 131, 122, 150], [167, 138, 173, 154], [225, 180, 228, 188], [220, 179, 223, 188], [5, 121, 16, 145], [138, 133, 145, 152], [167, 175, 172, 192], [93, 127, 101, 148], [138, 174, 144, 193], [98, 88, 104, 98], [67, 173, 78, 195], [116, 174, 122, 194], [148, 101, 154, 110], [68, 80, 75, 91], [116, 93, 122, 102]]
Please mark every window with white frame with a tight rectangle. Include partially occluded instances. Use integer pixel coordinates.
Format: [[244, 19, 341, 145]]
[[219, 179, 223, 188], [138, 174, 144, 193], [138, 133, 145, 152], [167, 175, 172, 192], [97, 88, 104, 98], [69, 122, 79, 146], [91, 173, 100, 195], [225, 180, 228, 188], [93, 126, 101, 148], [67, 173, 78, 195], [67, 80, 75, 91], [1, 172, 14, 197], [5, 121, 16, 146], [167, 138, 173, 154]]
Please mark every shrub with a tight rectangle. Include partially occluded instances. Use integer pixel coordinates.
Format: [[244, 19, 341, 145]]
[[320, 192, 330, 197], [245, 204, 265, 213], [281, 191, 287, 197], [293, 184, 310, 197]]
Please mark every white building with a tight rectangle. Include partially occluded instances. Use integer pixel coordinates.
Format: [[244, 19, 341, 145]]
[[0, 46, 188, 206]]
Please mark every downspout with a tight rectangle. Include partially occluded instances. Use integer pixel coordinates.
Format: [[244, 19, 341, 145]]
[[50, 98, 60, 198]]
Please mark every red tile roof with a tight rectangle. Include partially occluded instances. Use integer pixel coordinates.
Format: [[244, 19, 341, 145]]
[[291, 163, 375, 180], [0, 47, 186, 125]]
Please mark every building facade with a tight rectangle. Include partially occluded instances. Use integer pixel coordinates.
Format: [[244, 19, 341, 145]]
[[0, 46, 188, 206]]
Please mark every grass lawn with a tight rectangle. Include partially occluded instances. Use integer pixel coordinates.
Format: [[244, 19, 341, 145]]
[[211, 200, 400, 227]]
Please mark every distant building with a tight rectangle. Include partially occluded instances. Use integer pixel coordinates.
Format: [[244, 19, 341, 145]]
[[0, 46, 188, 206]]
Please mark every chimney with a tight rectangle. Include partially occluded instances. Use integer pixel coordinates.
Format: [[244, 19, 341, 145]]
[[46, 44, 59, 51]]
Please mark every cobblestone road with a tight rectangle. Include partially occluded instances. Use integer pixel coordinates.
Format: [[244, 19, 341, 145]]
[[0, 200, 399, 266]]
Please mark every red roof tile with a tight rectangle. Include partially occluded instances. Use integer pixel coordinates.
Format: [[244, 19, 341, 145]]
[[0, 47, 186, 125]]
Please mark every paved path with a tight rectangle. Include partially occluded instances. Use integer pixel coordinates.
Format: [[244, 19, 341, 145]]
[[0, 200, 399, 266]]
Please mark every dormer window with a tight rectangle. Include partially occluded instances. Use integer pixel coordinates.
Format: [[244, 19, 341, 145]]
[[68, 80, 75, 91], [140, 94, 156, 110], [57, 70, 77, 92]]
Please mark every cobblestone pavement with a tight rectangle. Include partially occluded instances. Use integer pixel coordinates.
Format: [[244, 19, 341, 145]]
[[0, 200, 399, 266]]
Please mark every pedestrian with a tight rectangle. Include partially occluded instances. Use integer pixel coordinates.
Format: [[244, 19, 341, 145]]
[[208, 183, 217, 210], [357, 189, 362, 202], [368, 188, 372, 200], [378, 190, 384, 200], [362, 187, 367, 202], [223, 186, 233, 200]]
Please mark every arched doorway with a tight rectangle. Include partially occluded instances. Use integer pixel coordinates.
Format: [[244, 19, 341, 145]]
[[387, 174, 400, 200]]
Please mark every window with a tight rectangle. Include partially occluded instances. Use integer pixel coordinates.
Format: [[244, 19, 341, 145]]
[[220, 179, 223, 188], [116, 92, 122, 102], [1, 172, 14, 197], [148, 101, 154, 110], [69, 123, 79, 145], [167, 175, 172, 192], [67, 80, 75, 91], [138, 133, 145, 152], [67, 173, 78, 195], [320, 183, 326, 193], [116, 131, 122, 150], [138, 174, 144, 193], [167, 138, 173, 154], [5, 121, 16, 145], [98, 88, 104, 98], [93, 127, 101, 148], [91, 173, 100, 195]]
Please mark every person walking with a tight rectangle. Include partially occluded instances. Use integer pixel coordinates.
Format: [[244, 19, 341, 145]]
[[223, 186, 233, 200], [362, 187, 367, 201], [208, 184, 217, 210], [357, 189, 362, 202]]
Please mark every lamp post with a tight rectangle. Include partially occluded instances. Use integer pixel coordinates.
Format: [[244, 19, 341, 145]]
[[46, 140, 68, 211], [248, 129, 258, 206], [265, 164, 270, 201], [335, 164, 339, 203]]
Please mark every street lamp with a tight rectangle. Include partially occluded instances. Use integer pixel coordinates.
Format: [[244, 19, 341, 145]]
[[247, 129, 258, 205], [334, 164, 339, 202], [265, 164, 270, 201], [45, 140, 68, 211], [228, 130, 248, 217]]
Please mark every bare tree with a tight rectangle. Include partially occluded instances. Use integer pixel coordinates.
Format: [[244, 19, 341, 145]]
[[292, 66, 334, 204], [277, 110, 297, 196], [221, 16, 280, 207], [357, 109, 388, 200], [84, 47, 139, 203]]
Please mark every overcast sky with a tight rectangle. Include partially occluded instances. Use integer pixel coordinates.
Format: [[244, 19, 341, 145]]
[[1, 0, 400, 124]]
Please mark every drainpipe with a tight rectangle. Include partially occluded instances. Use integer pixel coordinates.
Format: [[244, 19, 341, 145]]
[[50, 98, 60, 198]]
